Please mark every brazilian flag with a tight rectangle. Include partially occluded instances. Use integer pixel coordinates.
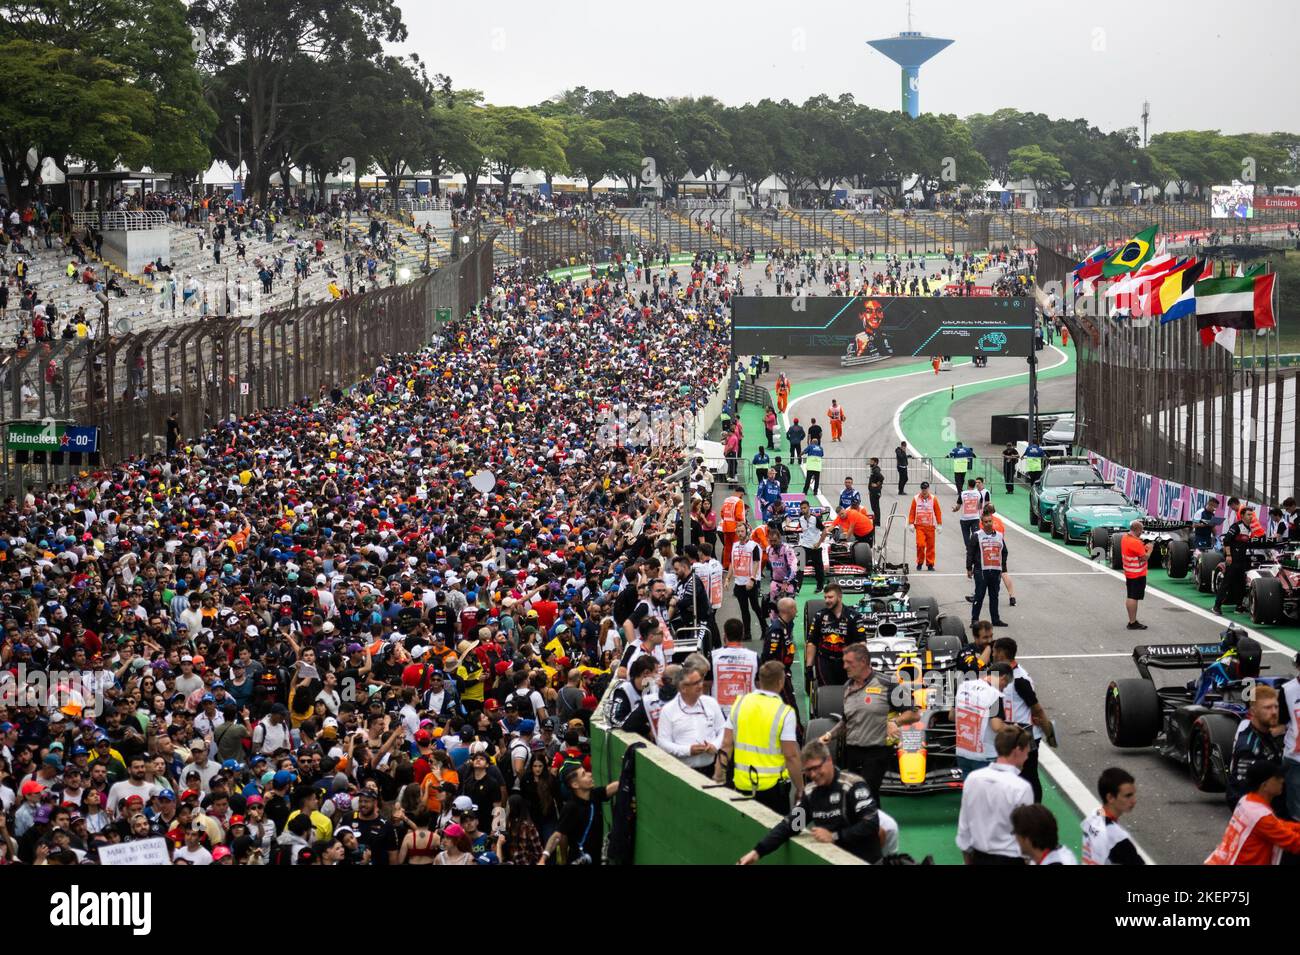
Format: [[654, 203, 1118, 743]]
[[1101, 225, 1158, 277]]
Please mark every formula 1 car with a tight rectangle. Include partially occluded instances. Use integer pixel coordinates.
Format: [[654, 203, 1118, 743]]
[[1242, 545, 1300, 626], [1090, 517, 1196, 575], [1049, 483, 1144, 544], [807, 604, 967, 795], [821, 529, 877, 591], [1104, 634, 1280, 792], [804, 557, 970, 796], [1027, 457, 1104, 531], [1193, 538, 1293, 597]]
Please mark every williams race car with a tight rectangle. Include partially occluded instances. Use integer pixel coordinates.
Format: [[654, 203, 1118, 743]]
[[1104, 631, 1280, 792]]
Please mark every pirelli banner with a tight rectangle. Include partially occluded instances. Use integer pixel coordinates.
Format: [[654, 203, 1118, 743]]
[[732, 295, 1035, 359]]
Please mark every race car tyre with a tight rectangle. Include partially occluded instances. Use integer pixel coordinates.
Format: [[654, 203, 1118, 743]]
[[1166, 540, 1191, 579], [1105, 678, 1162, 748], [1051, 512, 1065, 539], [803, 598, 825, 643], [1250, 577, 1284, 626], [938, 615, 967, 640], [910, 595, 939, 627], [926, 634, 963, 660], [1188, 714, 1235, 793], [1034, 503, 1050, 532], [1089, 527, 1111, 556], [1197, 551, 1223, 594], [812, 684, 845, 720], [807, 718, 841, 759], [1147, 541, 1165, 571], [1109, 536, 1124, 571], [851, 542, 874, 575]]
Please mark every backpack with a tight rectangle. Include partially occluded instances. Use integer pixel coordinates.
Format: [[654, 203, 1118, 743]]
[[556, 749, 585, 797], [510, 688, 535, 720], [269, 842, 296, 866]]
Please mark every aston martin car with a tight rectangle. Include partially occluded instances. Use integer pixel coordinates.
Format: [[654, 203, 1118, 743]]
[[1051, 484, 1145, 544], [1028, 457, 1104, 531]]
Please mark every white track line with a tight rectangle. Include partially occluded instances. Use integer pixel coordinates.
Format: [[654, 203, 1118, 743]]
[[1020, 652, 1146, 660], [877, 343, 1159, 862], [903, 571, 1109, 577]]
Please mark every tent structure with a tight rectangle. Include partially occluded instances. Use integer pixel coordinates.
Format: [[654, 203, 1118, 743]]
[[202, 160, 235, 186]]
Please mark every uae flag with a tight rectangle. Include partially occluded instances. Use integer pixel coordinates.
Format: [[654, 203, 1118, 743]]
[[1195, 274, 1276, 331]]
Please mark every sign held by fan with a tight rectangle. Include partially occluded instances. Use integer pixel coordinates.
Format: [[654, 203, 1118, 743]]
[[469, 471, 496, 498]]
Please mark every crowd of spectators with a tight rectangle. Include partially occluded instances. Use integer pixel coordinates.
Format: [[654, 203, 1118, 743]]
[[0, 258, 732, 865]]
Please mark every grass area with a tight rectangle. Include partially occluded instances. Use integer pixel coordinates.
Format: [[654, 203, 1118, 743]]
[[735, 356, 1085, 863], [897, 344, 1300, 653]]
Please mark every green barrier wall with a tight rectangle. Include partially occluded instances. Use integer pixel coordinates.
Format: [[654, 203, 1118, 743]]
[[590, 716, 860, 866]]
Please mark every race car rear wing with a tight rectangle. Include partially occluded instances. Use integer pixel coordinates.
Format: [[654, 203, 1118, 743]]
[[1131, 642, 1224, 679]]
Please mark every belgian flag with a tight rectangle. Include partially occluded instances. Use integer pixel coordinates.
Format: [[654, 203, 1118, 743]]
[[1101, 225, 1158, 277]]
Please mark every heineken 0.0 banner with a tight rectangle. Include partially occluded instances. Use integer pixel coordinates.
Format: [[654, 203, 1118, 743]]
[[5, 422, 100, 453]]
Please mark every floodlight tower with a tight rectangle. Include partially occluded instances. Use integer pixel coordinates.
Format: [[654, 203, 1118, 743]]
[[867, 4, 953, 118]]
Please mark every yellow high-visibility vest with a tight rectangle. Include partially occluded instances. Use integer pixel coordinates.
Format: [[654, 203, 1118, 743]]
[[732, 692, 793, 792]]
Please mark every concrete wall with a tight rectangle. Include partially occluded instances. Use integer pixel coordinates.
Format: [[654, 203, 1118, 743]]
[[412, 210, 453, 229], [590, 704, 862, 866], [691, 378, 729, 446], [100, 229, 171, 274]]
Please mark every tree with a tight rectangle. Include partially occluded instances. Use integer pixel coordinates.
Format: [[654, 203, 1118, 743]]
[[1008, 144, 1068, 205], [187, 0, 406, 203], [0, 40, 154, 205], [349, 55, 437, 207], [481, 106, 566, 193], [967, 109, 1053, 185], [721, 105, 774, 200], [671, 97, 731, 197], [903, 113, 990, 207], [0, 0, 214, 189], [442, 105, 490, 199]]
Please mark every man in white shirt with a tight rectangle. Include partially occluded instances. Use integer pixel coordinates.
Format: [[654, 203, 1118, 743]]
[[656, 657, 726, 775], [173, 821, 214, 865], [710, 619, 759, 710], [956, 725, 1033, 864], [950, 664, 1011, 777], [106, 755, 161, 813], [724, 524, 764, 642]]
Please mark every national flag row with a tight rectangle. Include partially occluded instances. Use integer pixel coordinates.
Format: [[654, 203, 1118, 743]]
[[1071, 226, 1277, 351]]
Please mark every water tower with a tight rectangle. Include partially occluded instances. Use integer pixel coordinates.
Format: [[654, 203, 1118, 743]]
[[867, 10, 953, 118]]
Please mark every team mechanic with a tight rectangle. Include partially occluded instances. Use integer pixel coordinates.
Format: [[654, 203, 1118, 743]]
[[817, 642, 920, 801], [805, 584, 860, 689], [738, 739, 882, 864]]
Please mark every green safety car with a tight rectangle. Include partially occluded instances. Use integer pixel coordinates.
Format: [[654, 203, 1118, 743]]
[[1050, 483, 1146, 545], [1028, 457, 1104, 531]]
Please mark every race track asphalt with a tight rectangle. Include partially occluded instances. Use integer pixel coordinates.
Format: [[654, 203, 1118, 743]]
[[759, 346, 1289, 865]]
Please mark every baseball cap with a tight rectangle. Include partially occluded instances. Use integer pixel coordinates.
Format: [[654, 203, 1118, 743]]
[[452, 795, 477, 813], [157, 789, 176, 801], [272, 770, 295, 787]]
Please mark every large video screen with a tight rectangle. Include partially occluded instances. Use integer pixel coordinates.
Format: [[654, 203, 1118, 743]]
[[732, 295, 1034, 358], [1211, 183, 1255, 219]]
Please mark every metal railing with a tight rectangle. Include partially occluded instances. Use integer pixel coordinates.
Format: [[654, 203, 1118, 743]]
[[0, 231, 496, 487], [1035, 237, 1296, 505], [71, 211, 168, 231], [400, 198, 453, 212], [727, 454, 936, 496]]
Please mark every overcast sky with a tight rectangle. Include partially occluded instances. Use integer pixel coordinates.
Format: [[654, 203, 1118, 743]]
[[396, 0, 1298, 135]]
